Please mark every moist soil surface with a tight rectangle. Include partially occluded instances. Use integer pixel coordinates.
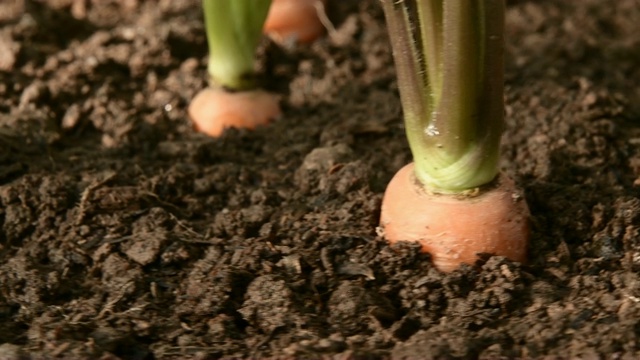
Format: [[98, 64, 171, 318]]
[[1, 0, 640, 358]]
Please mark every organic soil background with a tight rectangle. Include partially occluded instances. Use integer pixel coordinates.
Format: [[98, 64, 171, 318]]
[[1, 0, 640, 358]]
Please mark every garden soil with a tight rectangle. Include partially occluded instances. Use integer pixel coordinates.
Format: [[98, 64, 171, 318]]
[[1, 0, 640, 358]]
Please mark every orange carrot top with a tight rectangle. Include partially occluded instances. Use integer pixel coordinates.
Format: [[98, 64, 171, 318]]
[[379, 1, 530, 272]]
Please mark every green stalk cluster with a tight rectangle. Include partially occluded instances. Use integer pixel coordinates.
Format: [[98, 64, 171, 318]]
[[381, 0, 505, 193], [202, 0, 272, 91]]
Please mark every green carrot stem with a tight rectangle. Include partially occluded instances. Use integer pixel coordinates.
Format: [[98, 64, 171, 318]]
[[381, 0, 505, 193], [417, 0, 443, 104], [202, 0, 272, 91]]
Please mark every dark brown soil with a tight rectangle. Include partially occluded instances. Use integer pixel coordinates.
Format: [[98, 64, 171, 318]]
[[1, 0, 640, 358]]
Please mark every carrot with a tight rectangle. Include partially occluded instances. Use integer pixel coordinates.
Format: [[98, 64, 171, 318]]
[[380, 163, 529, 273], [191, 0, 279, 137], [263, 0, 327, 44], [379, 0, 530, 272], [188, 87, 280, 138]]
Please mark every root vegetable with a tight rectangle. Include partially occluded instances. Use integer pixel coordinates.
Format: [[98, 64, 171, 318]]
[[379, 0, 530, 271], [380, 163, 529, 272], [188, 87, 281, 138], [264, 0, 327, 44], [192, 0, 278, 137]]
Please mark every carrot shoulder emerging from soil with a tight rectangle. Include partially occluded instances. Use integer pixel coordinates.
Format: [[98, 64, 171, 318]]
[[379, 0, 530, 271], [188, 87, 281, 138], [380, 163, 530, 273], [263, 0, 327, 44], [192, 0, 278, 137]]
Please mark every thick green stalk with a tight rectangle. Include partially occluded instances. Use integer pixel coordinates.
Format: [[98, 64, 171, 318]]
[[202, 0, 272, 91], [380, 0, 430, 170], [381, 0, 505, 193]]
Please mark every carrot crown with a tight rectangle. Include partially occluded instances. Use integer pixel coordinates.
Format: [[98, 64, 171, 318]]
[[381, 0, 505, 193], [202, 0, 272, 91]]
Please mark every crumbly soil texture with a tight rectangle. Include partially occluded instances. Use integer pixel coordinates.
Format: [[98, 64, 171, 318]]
[[1, 0, 639, 358]]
